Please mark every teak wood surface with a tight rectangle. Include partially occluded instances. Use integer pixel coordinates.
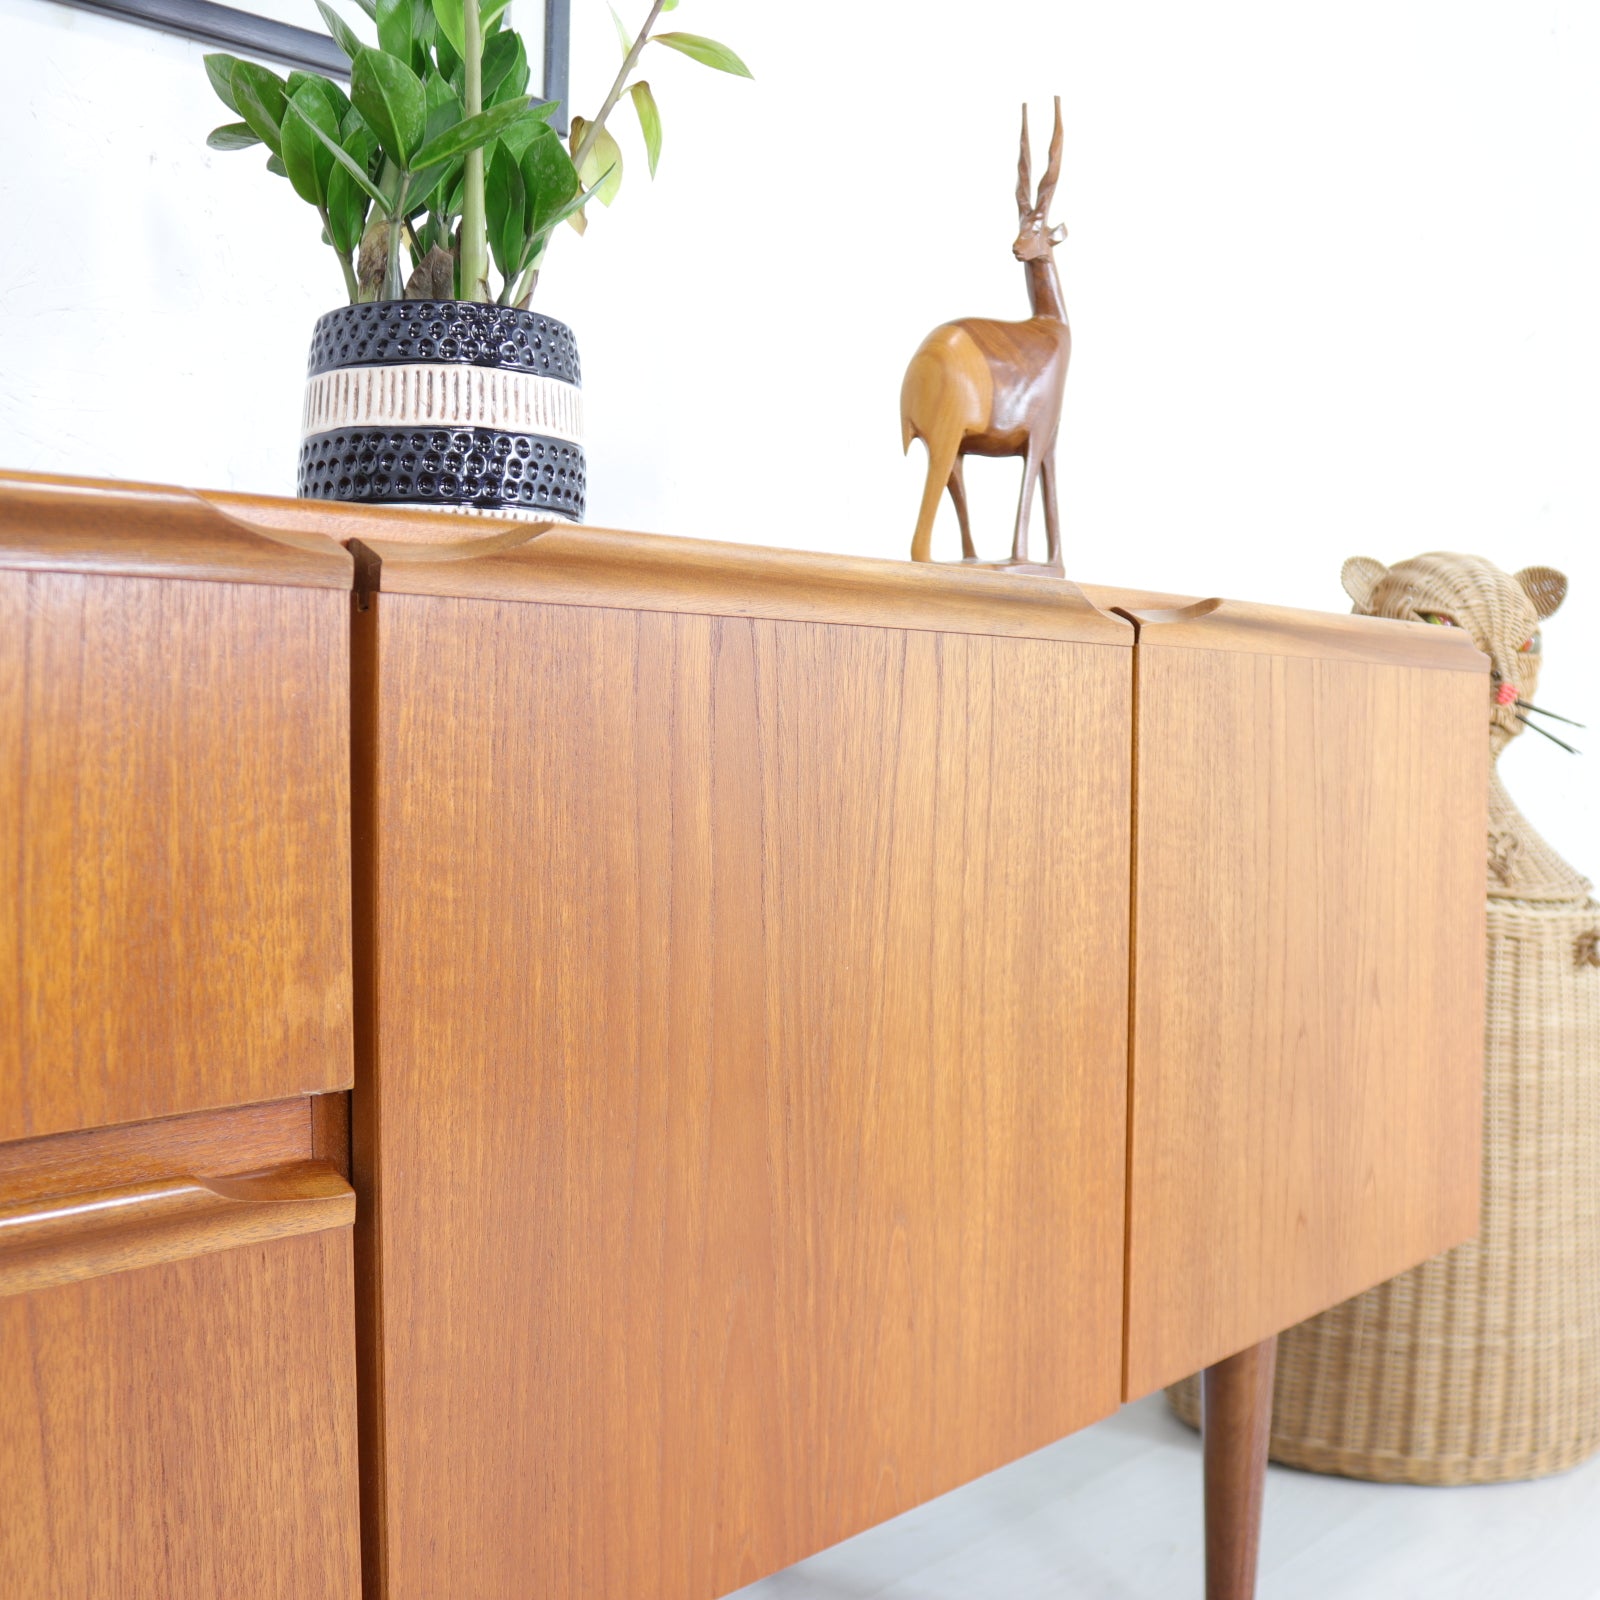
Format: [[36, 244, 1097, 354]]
[[0, 1228, 361, 1600], [1118, 600, 1487, 1397], [355, 549, 1134, 1600], [0, 490, 354, 1141]]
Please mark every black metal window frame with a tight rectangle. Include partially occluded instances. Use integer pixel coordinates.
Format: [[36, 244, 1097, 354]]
[[51, 0, 571, 130]]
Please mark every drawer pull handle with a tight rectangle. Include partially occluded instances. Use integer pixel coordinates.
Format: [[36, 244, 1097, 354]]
[[0, 1160, 354, 1298]]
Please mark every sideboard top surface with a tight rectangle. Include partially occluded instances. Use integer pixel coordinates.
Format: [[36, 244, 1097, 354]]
[[353, 524, 1134, 646], [0, 471, 353, 590], [1081, 585, 1488, 674], [0, 474, 1487, 676]]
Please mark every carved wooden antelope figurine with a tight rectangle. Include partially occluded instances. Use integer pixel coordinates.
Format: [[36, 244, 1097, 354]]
[[902, 98, 1071, 572]]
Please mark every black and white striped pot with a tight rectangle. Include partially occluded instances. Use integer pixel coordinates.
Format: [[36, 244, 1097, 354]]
[[297, 300, 585, 522]]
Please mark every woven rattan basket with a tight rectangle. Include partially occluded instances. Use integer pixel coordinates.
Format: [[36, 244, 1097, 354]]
[[1169, 553, 1600, 1485]]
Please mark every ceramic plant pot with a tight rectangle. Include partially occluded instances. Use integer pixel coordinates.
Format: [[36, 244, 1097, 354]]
[[298, 300, 585, 521]]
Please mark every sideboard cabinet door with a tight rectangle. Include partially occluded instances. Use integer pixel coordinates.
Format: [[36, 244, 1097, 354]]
[[1120, 600, 1488, 1397], [353, 530, 1135, 1600]]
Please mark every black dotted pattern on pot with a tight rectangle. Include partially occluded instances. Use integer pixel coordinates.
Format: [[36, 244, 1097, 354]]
[[298, 427, 586, 520], [306, 301, 581, 385]]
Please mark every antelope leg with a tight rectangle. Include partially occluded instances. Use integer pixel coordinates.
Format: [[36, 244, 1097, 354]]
[[1040, 449, 1062, 572], [1012, 439, 1042, 565], [948, 457, 977, 560]]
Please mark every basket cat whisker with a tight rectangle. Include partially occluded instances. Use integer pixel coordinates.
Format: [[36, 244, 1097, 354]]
[[1516, 699, 1585, 729], [1515, 711, 1581, 754]]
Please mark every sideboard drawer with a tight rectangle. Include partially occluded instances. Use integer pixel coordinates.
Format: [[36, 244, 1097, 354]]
[[0, 476, 354, 1140], [0, 1158, 360, 1599]]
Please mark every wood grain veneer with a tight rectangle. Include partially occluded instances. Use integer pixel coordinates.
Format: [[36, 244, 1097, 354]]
[[0, 499, 354, 1141], [0, 1228, 361, 1600], [356, 567, 1133, 1600], [1121, 604, 1488, 1398]]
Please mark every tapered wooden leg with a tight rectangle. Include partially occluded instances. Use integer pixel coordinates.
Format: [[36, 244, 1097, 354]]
[[1202, 1334, 1278, 1600]]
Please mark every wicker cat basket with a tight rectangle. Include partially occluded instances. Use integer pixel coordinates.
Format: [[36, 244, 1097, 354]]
[[1168, 554, 1600, 1485]]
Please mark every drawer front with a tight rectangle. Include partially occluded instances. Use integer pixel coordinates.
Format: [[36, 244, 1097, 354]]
[[361, 593, 1132, 1600], [0, 1187, 360, 1599], [0, 567, 352, 1140]]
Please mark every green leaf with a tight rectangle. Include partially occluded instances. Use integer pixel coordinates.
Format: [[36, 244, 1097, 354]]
[[486, 142, 527, 281], [316, 0, 366, 60], [500, 100, 557, 159], [481, 29, 528, 105], [206, 121, 260, 151], [442, 167, 466, 219], [570, 117, 622, 206], [204, 52, 245, 114], [340, 105, 377, 150], [409, 96, 547, 171], [376, 0, 411, 61], [482, 0, 512, 29], [629, 80, 661, 176], [327, 157, 373, 254], [405, 0, 435, 75], [229, 60, 289, 154], [421, 71, 463, 137], [432, 0, 464, 58], [289, 70, 353, 125], [407, 75, 465, 206], [538, 166, 613, 244], [289, 98, 393, 211], [607, 2, 631, 56], [652, 31, 752, 77], [282, 81, 340, 205], [266, 152, 288, 177], [520, 123, 578, 242], [352, 47, 427, 165], [349, 0, 377, 17]]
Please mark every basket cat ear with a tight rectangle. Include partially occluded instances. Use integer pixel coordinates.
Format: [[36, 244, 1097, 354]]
[[1341, 556, 1388, 610], [1515, 565, 1568, 621]]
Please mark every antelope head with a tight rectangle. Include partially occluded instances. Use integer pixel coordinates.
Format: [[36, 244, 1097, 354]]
[[1013, 96, 1067, 262]]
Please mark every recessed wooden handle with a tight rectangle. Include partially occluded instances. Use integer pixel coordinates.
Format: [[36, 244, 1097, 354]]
[[0, 1160, 355, 1299]]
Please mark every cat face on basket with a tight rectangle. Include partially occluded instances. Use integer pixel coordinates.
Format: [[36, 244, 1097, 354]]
[[1342, 553, 1571, 754]]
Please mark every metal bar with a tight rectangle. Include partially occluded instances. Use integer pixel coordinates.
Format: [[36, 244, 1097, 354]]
[[543, 0, 570, 134], [53, 0, 350, 75]]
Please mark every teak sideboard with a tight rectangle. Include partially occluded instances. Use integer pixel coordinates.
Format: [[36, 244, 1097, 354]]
[[0, 472, 1487, 1600]]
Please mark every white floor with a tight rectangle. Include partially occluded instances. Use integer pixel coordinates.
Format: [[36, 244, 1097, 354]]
[[733, 1395, 1600, 1599]]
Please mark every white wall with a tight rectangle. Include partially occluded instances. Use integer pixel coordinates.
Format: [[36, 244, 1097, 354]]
[[2, 0, 1595, 865]]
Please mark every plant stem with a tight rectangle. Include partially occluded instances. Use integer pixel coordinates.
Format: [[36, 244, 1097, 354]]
[[320, 205, 360, 303], [573, 0, 666, 175], [460, 0, 488, 302], [508, 256, 541, 309], [386, 212, 406, 300]]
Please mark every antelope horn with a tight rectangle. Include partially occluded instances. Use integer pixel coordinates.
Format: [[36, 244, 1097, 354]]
[[1015, 103, 1032, 218], [1035, 95, 1064, 215]]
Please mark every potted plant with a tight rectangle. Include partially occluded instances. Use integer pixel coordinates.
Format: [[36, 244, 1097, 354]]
[[204, 0, 749, 521]]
